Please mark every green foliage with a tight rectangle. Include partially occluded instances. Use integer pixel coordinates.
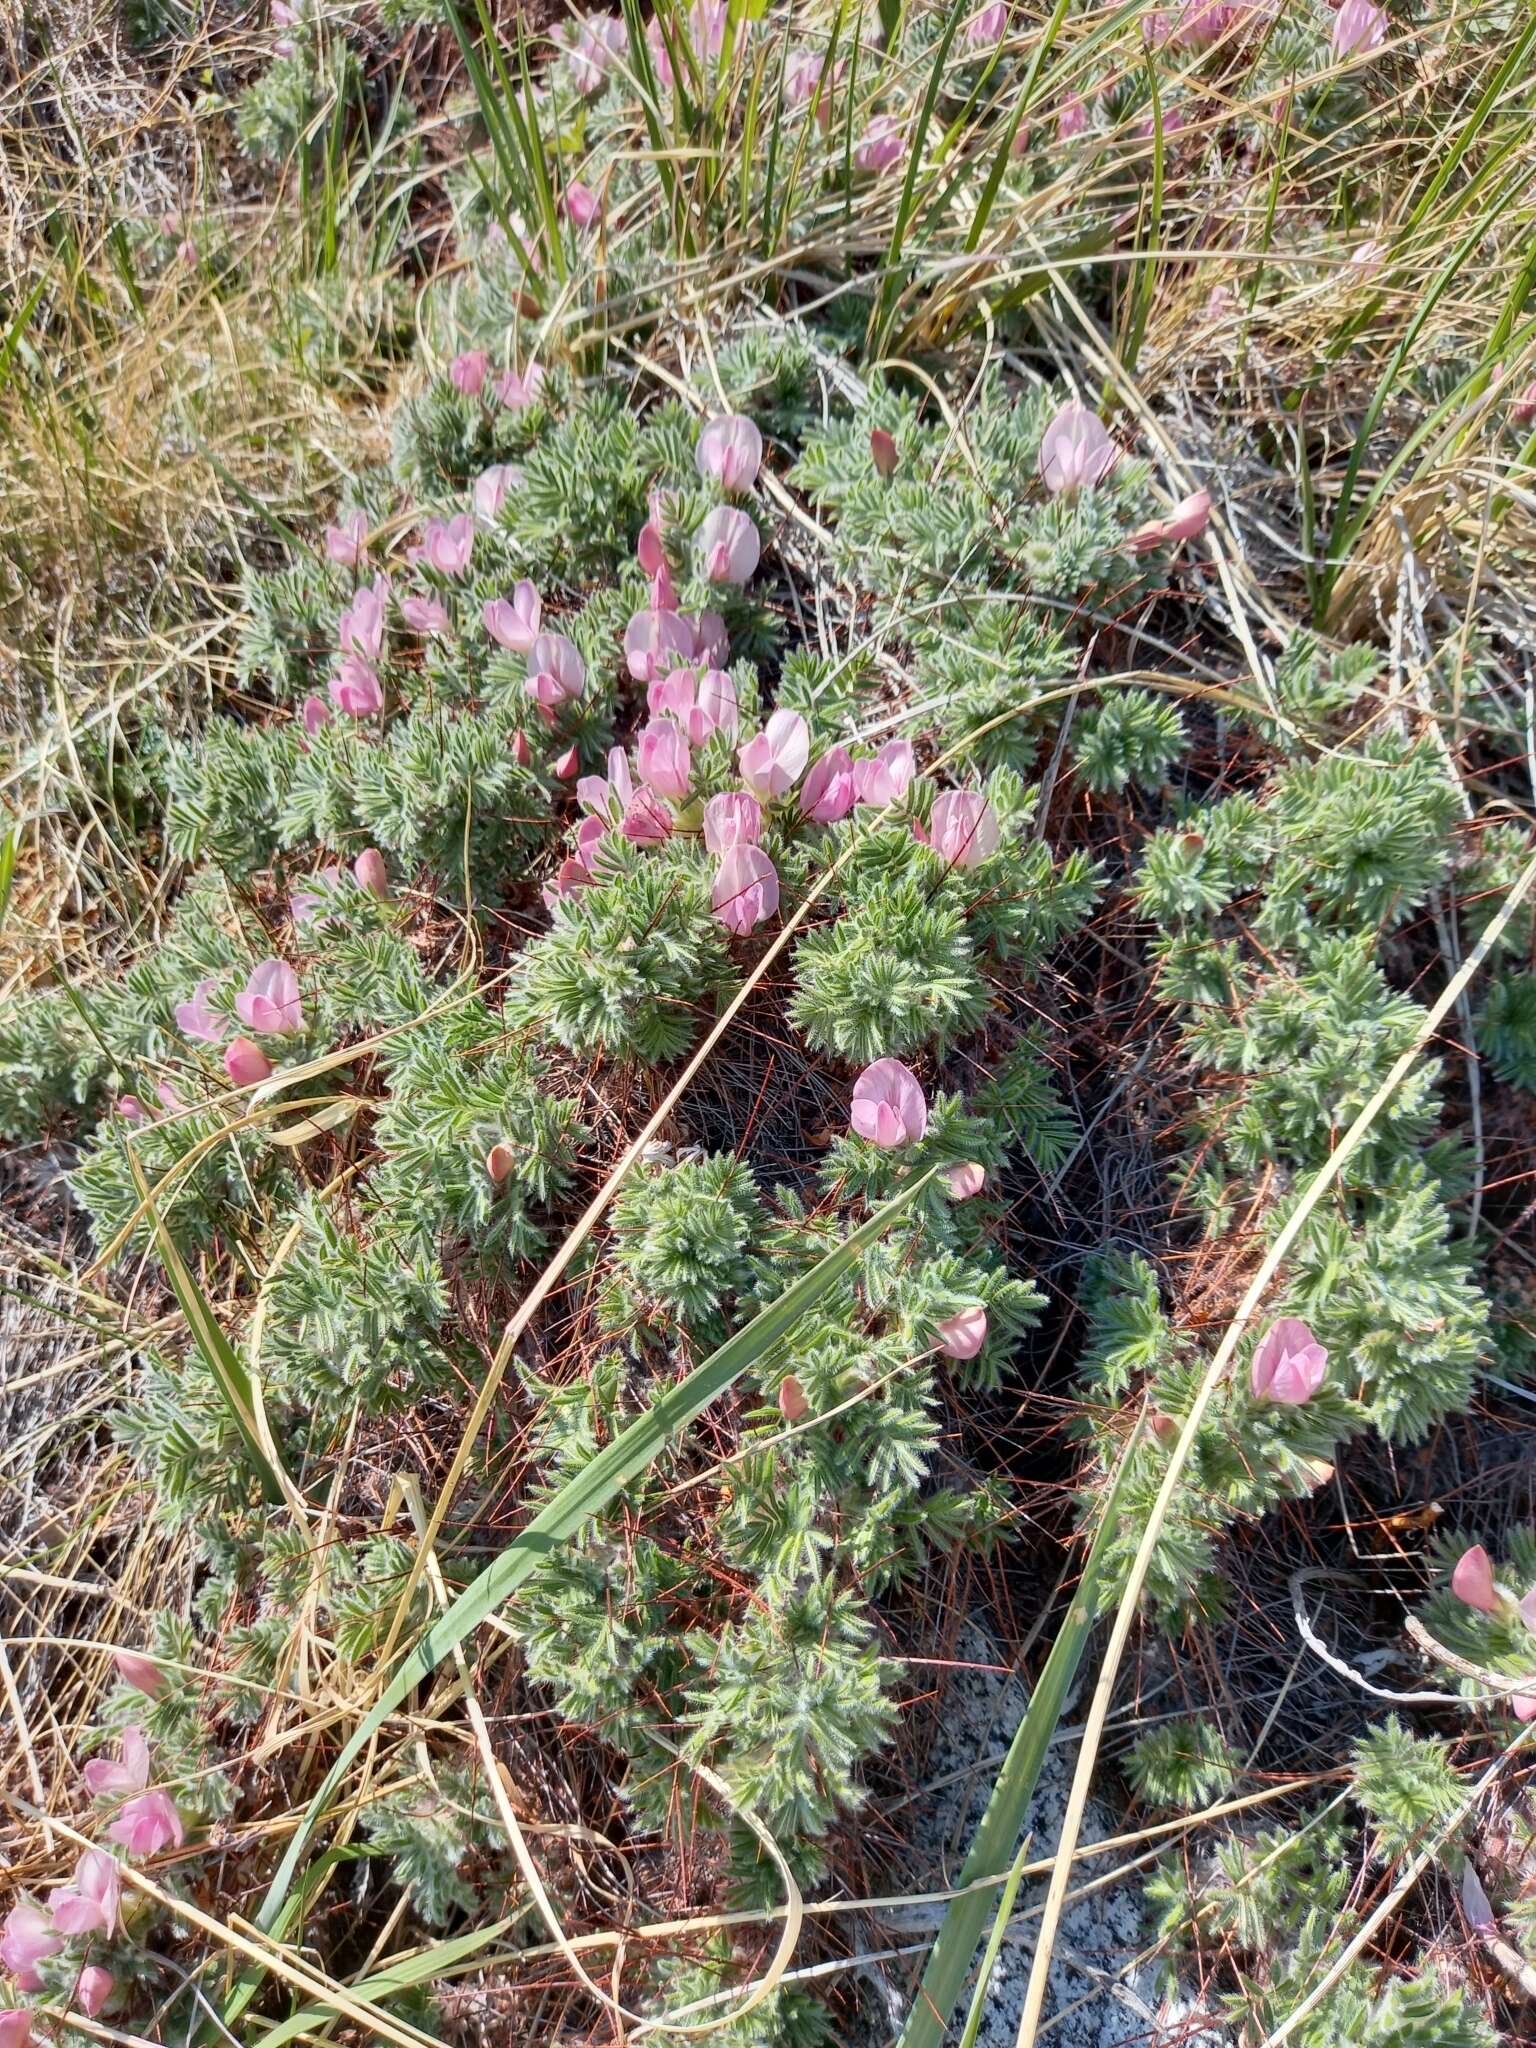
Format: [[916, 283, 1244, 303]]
[[1124, 1718, 1239, 1813], [605, 1151, 767, 1350]]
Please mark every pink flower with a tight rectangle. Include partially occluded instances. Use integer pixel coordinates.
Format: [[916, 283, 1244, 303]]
[[854, 116, 906, 174], [419, 514, 475, 577], [1249, 1316, 1328, 1404], [1173, 0, 1242, 47], [1038, 401, 1117, 493], [494, 362, 545, 410], [578, 747, 636, 820], [83, 1725, 150, 1799], [0, 2009, 33, 2048], [328, 655, 383, 716], [486, 1141, 515, 1182], [301, 693, 331, 736], [568, 14, 625, 92], [524, 632, 585, 711], [575, 815, 608, 872], [937, 1306, 988, 1359], [1, 1905, 60, 1992], [77, 1967, 115, 2020], [224, 1037, 273, 1086], [1510, 380, 1536, 427], [511, 729, 532, 767], [784, 47, 824, 108], [945, 1161, 986, 1200], [621, 788, 674, 846], [648, 666, 735, 744], [339, 576, 389, 662], [235, 959, 304, 1036], [291, 866, 342, 925], [696, 415, 764, 492], [550, 744, 580, 780], [698, 505, 761, 585], [116, 1094, 147, 1123], [175, 977, 226, 1044], [354, 847, 389, 898], [1350, 238, 1386, 278], [155, 1078, 186, 1116], [50, 1849, 121, 1939], [850, 1058, 928, 1147], [401, 593, 450, 635], [1057, 95, 1087, 141], [712, 845, 780, 934], [108, 1788, 184, 1859], [927, 790, 1000, 869], [473, 463, 517, 524], [637, 720, 692, 801], [1129, 488, 1212, 556], [1452, 1545, 1502, 1615], [869, 426, 899, 478], [800, 746, 857, 823], [778, 1373, 810, 1421], [624, 607, 694, 682], [697, 665, 742, 737], [854, 738, 916, 807], [483, 582, 543, 652], [691, 610, 730, 667], [564, 180, 600, 228], [449, 349, 488, 396], [324, 510, 368, 566], [738, 708, 809, 799], [703, 791, 762, 854], [1332, 0, 1387, 58], [964, 2, 1008, 45], [1520, 1584, 1536, 1634], [1513, 1694, 1536, 1722], [112, 1647, 164, 1697]]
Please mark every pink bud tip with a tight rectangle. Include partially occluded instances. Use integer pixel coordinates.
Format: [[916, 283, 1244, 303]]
[[353, 847, 390, 898], [550, 745, 580, 780], [937, 1306, 988, 1360], [112, 1647, 165, 1696], [944, 1162, 986, 1200], [224, 1037, 274, 1087], [870, 426, 898, 477], [777, 1373, 810, 1423], [511, 729, 532, 766], [486, 1143, 514, 1184], [1451, 1544, 1502, 1616]]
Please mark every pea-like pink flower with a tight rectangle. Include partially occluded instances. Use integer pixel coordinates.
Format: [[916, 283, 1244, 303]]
[[564, 180, 601, 228], [401, 593, 450, 635], [800, 746, 857, 823], [1512, 381, 1536, 427], [324, 510, 368, 566], [473, 463, 518, 524], [1514, 1694, 1536, 1722], [1249, 1316, 1328, 1404], [112, 1646, 164, 1697], [419, 514, 475, 577], [329, 655, 383, 716], [483, 581, 543, 653], [738, 708, 809, 799], [83, 1725, 150, 1799], [637, 721, 692, 801], [624, 607, 695, 682], [1057, 95, 1087, 140], [485, 1141, 515, 1183], [1331, 0, 1386, 57], [621, 788, 674, 846], [77, 1968, 115, 2020], [784, 47, 822, 107], [578, 747, 636, 821], [1038, 401, 1116, 493], [937, 1306, 988, 1359], [964, 2, 1007, 46], [301, 693, 331, 736], [854, 116, 906, 174], [568, 14, 625, 92], [0, 2007, 33, 2047], [495, 362, 545, 410], [712, 844, 780, 934], [449, 349, 488, 396], [926, 790, 1000, 869], [648, 665, 740, 744], [291, 866, 342, 926], [339, 576, 389, 663], [175, 977, 226, 1044], [108, 1788, 185, 1859], [1, 1904, 60, 1992], [869, 426, 899, 477], [1520, 1584, 1536, 1634], [696, 415, 764, 492], [850, 1058, 928, 1147], [854, 738, 916, 807], [698, 505, 761, 585], [353, 847, 389, 898], [116, 1094, 147, 1122], [575, 815, 608, 872], [945, 1161, 986, 1200], [224, 1037, 273, 1086], [524, 632, 585, 711], [235, 959, 304, 1036], [703, 791, 762, 854], [550, 744, 580, 780], [1129, 487, 1212, 556], [511, 729, 532, 767], [50, 1849, 121, 1939], [1451, 1544, 1502, 1615]]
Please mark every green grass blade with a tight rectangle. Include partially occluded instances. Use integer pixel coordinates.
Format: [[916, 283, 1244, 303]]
[[867, 0, 967, 358], [0, 820, 16, 934], [232, 1167, 940, 2011], [895, 1415, 1144, 2048], [955, 1833, 1034, 2048], [252, 1915, 522, 2048]]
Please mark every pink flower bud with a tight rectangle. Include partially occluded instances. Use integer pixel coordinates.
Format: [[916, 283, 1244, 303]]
[[738, 708, 809, 799], [301, 692, 332, 737], [854, 738, 916, 807], [339, 577, 389, 662], [703, 790, 762, 854], [77, 1968, 115, 2020], [1248, 1316, 1328, 1404], [235, 959, 303, 1036], [564, 180, 600, 228], [1038, 400, 1116, 493], [1057, 95, 1087, 140], [869, 426, 898, 477], [1511, 380, 1536, 427], [419, 514, 475, 577], [495, 362, 545, 410], [712, 844, 780, 934], [524, 632, 585, 710], [1148, 1408, 1180, 1445], [473, 463, 518, 524], [485, 1142, 514, 1184], [944, 1161, 986, 1200], [937, 1306, 987, 1359], [511, 729, 532, 767], [697, 665, 741, 737], [850, 1057, 928, 1147], [353, 847, 389, 898], [1165, 488, 1212, 543], [116, 1094, 147, 1122], [550, 744, 580, 780], [800, 746, 857, 823], [778, 1373, 810, 1422], [400, 594, 451, 635], [637, 719, 692, 801], [224, 1037, 274, 1086], [112, 1646, 165, 1696], [0, 2008, 33, 2048], [449, 349, 488, 396], [698, 505, 761, 585], [927, 790, 1000, 869], [696, 414, 764, 492], [1452, 1544, 1502, 1616], [1513, 1693, 1536, 1722]]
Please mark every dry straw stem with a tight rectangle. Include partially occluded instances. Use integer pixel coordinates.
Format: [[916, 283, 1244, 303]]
[[1010, 837, 1536, 2048]]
